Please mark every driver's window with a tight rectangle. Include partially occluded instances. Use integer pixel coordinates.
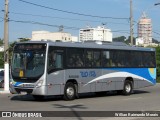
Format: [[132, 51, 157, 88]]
[[48, 47, 64, 73]]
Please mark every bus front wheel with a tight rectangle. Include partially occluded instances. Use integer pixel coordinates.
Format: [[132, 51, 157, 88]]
[[123, 80, 133, 95], [64, 82, 76, 101]]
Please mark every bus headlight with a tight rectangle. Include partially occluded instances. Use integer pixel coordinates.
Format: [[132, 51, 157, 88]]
[[36, 80, 43, 88], [10, 82, 13, 85]]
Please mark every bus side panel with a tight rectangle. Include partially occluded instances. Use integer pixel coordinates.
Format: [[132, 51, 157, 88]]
[[134, 79, 154, 89], [115, 77, 124, 90], [65, 69, 98, 93], [103, 68, 156, 90], [101, 69, 122, 91], [65, 69, 103, 93], [85, 69, 102, 93], [46, 70, 65, 95]]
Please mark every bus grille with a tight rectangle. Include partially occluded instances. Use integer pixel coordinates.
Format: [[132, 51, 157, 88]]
[[15, 88, 33, 94]]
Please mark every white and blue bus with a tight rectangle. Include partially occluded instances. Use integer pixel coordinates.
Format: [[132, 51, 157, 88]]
[[10, 41, 156, 100]]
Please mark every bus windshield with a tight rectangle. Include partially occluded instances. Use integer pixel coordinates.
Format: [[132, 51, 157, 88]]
[[11, 44, 46, 79]]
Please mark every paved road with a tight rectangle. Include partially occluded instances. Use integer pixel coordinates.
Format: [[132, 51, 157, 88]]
[[0, 84, 160, 120]]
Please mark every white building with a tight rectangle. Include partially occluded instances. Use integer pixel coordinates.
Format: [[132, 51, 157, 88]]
[[0, 46, 4, 52], [138, 12, 152, 45], [79, 26, 112, 42], [136, 37, 144, 46], [31, 31, 78, 42]]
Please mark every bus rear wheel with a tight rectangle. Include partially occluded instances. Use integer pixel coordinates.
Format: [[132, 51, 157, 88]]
[[123, 80, 133, 95], [64, 82, 76, 101]]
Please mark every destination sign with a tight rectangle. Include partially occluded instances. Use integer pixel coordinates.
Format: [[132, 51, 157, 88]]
[[14, 44, 46, 51]]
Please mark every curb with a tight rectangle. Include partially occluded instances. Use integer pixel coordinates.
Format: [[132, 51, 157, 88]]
[[0, 90, 10, 94]]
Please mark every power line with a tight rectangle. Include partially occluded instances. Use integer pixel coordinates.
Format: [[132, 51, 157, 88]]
[[9, 19, 80, 30], [10, 12, 103, 23], [153, 31, 160, 36], [18, 0, 129, 20], [9, 11, 130, 25], [9, 19, 131, 35], [112, 30, 130, 34]]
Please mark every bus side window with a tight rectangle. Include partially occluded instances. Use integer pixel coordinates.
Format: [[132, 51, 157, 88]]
[[48, 51, 55, 68], [85, 51, 93, 67], [102, 51, 110, 67], [67, 48, 84, 68], [55, 53, 63, 69]]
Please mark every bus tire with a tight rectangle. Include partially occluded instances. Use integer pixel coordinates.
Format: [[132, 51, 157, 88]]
[[64, 82, 76, 101], [123, 80, 133, 95]]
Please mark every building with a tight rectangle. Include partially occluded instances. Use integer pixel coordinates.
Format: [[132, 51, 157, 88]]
[[79, 26, 112, 42], [31, 31, 78, 42], [136, 37, 144, 46], [0, 46, 4, 52], [137, 12, 152, 45]]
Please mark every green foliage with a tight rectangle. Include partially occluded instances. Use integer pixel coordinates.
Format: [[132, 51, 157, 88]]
[[113, 36, 126, 42], [156, 47, 160, 82], [157, 77, 160, 83], [0, 38, 30, 68], [0, 52, 4, 68], [113, 36, 136, 45], [125, 36, 136, 45], [0, 38, 3, 46], [0, 38, 4, 68]]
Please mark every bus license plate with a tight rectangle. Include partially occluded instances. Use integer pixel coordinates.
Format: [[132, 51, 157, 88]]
[[21, 91, 27, 95]]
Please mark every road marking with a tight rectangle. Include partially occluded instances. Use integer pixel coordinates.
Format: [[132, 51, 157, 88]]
[[123, 97, 142, 101]]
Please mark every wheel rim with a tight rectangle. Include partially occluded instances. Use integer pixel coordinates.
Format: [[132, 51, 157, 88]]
[[125, 83, 131, 93], [66, 87, 74, 97]]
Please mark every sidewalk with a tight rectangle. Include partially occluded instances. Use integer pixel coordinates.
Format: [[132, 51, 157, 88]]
[[0, 88, 10, 94]]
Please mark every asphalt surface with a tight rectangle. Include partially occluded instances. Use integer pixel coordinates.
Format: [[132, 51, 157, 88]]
[[0, 84, 160, 120]]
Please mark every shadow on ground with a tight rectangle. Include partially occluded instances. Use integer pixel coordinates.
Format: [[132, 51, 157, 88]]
[[10, 90, 150, 102]]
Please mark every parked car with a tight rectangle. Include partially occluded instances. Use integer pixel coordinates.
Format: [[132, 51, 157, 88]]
[[0, 70, 4, 88]]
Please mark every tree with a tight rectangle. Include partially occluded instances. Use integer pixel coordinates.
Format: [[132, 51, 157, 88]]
[[0, 38, 4, 68], [0, 52, 4, 68], [152, 38, 159, 44], [18, 38, 30, 42], [0, 38, 3, 46], [125, 36, 136, 45], [156, 47, 160, 82], [113, 36, 126, 42], [0, 38, 30, 68]]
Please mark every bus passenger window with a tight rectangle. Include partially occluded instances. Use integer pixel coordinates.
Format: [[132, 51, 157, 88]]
[[76, 56, 83, 67], [102, 51, 110, 67], [67, 48, 84, 68], [85, 51, 93, 67], [93, 51, 101, 67]]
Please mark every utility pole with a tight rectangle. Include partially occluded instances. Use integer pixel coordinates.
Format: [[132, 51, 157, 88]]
[[4, 0, 10, 92], [130, 0, 134, 45]]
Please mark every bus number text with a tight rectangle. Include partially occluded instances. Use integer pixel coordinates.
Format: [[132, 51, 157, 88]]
[[80, 71, 96, 77]]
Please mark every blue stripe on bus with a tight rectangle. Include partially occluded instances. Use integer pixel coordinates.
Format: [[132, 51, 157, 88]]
[[103, 68, 156, 84], [14, 82, 23, 87]]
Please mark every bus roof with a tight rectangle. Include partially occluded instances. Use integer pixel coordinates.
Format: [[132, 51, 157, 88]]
[[16, 40, 155, 52]]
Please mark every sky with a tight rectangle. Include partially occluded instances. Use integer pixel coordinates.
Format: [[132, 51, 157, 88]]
[[0, 0, 160, 42]]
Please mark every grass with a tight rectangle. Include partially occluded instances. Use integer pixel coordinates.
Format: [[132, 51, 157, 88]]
[[157, 77, 160, 83]]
